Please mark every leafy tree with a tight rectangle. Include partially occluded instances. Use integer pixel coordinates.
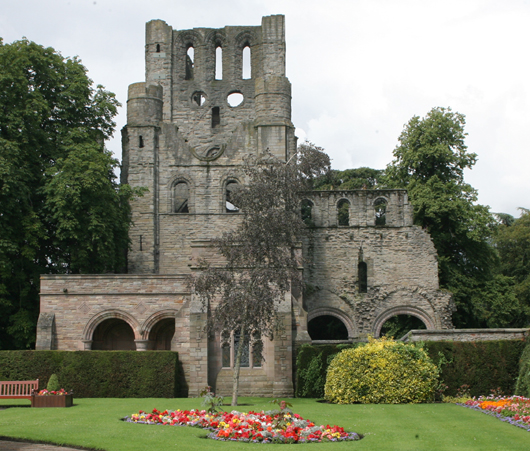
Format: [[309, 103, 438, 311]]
[[313, 167, 383, 190], [385, 107, 520, 328], [190, 143, 330, 406], [0, 38, 137, 349], [495, 208, 530, 323]]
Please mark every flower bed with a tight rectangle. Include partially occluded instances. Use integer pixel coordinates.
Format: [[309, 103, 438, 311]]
[[460, 396, 530, 432], [124, 408, 362, 443]]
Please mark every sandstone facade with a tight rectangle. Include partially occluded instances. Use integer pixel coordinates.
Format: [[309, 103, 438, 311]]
[[37, 15, 453, 397]]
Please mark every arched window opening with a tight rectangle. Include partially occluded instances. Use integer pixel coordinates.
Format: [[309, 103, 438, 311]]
[[379, 314, 426, 340], [185, 45, 194, 80], [242, 45, 251, 79], [308, 315, 348, 340], [156, 44, 161, 53], [374, 198, 387, 226], [148, 318, 175, 350], [225, 181, 239, 213], [221, 330, 262, 368], [215, 46, 223, 80], [301, 199, 314, 226], [358, 261, 368, 293], [211, 106, 220, 127], [92, 318, 136, 350], [337, 199, 350, 226], [173, 182, 189, 213], [139, 136, 144, 148]]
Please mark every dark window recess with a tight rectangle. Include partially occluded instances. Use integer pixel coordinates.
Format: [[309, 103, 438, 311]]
[[212, 107, 220, 128], [338, 199, 350, 226], [225, 181, 239, 213], [358, 261, 368, 293], [156, 44, 161, 53], [301, 199, 313, 226], [374, 199, 387, 226], [185, 46, 194, 80], [174, 182, 189, 213], [139, 136, 144, 148]]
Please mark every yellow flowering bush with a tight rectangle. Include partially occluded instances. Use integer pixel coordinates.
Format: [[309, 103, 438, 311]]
[[324, 337, 439, 404]]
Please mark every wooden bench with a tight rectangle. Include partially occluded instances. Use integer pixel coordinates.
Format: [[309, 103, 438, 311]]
[[0, 380, 39, 400]]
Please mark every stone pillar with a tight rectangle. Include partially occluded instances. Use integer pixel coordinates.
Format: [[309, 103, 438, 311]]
[[35, 313, 55, 350]]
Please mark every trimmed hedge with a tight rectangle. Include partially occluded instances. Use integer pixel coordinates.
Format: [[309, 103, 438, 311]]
[[424, 340, 526, 398], [296, 340, 526, 399], [296, 344, 357, 398], [515, 342, 530, 397], [0, 351, 180, 398]]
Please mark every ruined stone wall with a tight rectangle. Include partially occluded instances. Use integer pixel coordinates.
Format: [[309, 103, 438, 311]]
[[302, 189, 454, 337]]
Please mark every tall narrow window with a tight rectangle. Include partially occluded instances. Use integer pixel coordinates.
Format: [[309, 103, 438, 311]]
[[242, 45, 251, 79], [156, 44, 161, 53], [215, 46, 223, 80], [185, 45, 194, 80], [337, 199, 350, 226], [139, 136, 144, 148], [211, 107, 220, 128], [221, 330, 262, 368], [301, 199, 313, 226], [358, 261, 368, 293], [374, 198, 387, 226], [225, 181, 239, 213], [173, 182, 189, 213]]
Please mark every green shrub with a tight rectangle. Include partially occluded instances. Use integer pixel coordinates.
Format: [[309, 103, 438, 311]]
[[0, 351, 180, 397], [325, 337, 439, 404], [295, 344, 357, 398], [46, 373, 60, 391], [515, 342, 530, 397], [425, 340, 525, 397]]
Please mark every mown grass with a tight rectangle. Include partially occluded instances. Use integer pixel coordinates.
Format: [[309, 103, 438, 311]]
[[1, 397, 528, 451]]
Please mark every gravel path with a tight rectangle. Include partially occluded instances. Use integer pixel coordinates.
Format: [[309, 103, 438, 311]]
[[0, 440, 94, 451]]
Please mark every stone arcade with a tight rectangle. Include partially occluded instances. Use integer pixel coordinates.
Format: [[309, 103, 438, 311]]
[[36, 15, 453, 397]]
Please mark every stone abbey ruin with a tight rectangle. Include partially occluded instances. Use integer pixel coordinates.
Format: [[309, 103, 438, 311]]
[[36, 15, 454, 397]]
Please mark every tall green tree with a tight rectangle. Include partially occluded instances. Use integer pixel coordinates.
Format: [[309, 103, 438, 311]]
[[495, 208, 530, 322], [385, 107, 521, 328], [0, 38, 136, 349], [313, 167, 383, 190], [190, 143, 330, 406]]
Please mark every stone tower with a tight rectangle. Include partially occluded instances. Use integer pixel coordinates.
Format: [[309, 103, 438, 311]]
[[121, 15, 296, 276]]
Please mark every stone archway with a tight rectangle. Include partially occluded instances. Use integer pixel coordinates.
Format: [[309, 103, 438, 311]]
[[372, 306, 435, 338], [82, 310, 140, 350], [140, 310, 178, 350], [92, 318, 136, 350], [307, 308, 356, 340]]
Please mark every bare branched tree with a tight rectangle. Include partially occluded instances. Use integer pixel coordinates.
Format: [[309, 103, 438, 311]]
[[190, 142, 330, 405]]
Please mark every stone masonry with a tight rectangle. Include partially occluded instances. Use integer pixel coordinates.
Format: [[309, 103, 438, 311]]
[[37, 15, 453, 398]]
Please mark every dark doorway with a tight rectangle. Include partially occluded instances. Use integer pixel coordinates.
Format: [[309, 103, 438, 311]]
[[92, 318, 136, 350], [308, 315, 348, 340], [148, 318, 175, 350]]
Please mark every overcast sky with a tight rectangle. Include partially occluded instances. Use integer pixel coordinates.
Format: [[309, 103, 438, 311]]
[[2, 0, 529, 217]]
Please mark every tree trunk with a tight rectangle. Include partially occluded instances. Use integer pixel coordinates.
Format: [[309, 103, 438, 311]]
[[231, 324, 246, 406]]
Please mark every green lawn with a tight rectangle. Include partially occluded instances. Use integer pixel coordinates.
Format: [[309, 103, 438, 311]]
[[0, 397, 528, 451]]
